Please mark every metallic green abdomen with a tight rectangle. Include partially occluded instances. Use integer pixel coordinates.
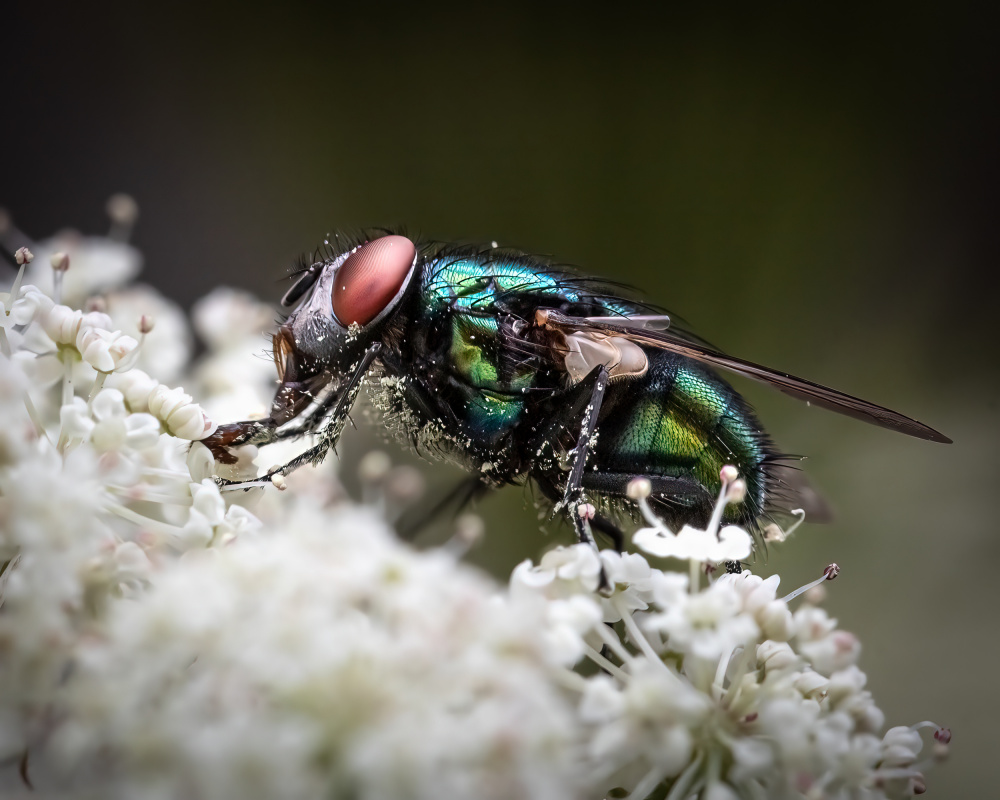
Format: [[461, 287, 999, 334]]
[[594, 351, 770, 524]]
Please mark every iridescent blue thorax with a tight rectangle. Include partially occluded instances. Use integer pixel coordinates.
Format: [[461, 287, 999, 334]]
[[408, 254, 636, 438]]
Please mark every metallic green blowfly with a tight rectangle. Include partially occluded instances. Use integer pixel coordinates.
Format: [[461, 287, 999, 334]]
[[203, 233, 950, 553]]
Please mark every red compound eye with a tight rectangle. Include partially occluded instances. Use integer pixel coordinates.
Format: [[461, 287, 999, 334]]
[[331, 235, 416, 326]]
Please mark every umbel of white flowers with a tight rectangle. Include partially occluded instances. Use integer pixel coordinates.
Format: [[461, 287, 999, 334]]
[[0, 206, 949, 799]]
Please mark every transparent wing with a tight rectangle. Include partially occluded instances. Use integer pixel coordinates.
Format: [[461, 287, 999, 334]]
[[538, 309, 951, 444]]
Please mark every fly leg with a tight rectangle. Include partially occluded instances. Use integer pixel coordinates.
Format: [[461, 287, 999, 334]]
[[396, 476, 491, 542], [202, 374, 347, 464], [214, 344, 383, 491], [560, 365, 610, 550]]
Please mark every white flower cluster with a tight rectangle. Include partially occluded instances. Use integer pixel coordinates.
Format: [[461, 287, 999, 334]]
[[511, 543, 947, 799], [0, 210, 949, 799]]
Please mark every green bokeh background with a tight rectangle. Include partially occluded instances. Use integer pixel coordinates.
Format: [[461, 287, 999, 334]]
[[5, 4, 998, 795]]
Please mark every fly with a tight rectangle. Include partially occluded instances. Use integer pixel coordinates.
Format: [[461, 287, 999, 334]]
[[202, 233, 950, 554]]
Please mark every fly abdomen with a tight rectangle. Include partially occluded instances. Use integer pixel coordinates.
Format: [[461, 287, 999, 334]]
[[592, 350, 773, 527]]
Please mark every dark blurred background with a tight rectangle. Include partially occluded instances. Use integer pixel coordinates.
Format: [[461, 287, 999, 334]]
[[4, 2, 998, 794]]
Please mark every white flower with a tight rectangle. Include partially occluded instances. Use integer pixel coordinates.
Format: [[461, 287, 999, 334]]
[[651, 577, 759, 661], [634, 522, 753, 562], [42, 304, 113, 345], [90, 388, 161, 452], [510, 543, 603, 603], [0, 284, 51, 330], [76, 326, 140, 373]]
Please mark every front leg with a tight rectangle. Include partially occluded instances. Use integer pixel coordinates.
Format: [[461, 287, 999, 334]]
[[561, 366, 610, 549], [202, 419, 281, 464], [201, 371, 344, 464], [214, 344, 383, 490]]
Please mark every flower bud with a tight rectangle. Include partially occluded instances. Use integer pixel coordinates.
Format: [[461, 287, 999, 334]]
[[793, 671, 830, 698], [106, 193, 139, 225], [720, 465, 739, 484], [757, 640, 798, 672], [50, 251, 71, 272], [165, 402, 215, 440], [359, 451, 392, 484], [626, 477, 651, 499]]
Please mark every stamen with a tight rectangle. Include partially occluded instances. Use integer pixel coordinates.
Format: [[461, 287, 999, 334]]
[[706, 465, 740, 539], [612, 596, 681, 683], [358, 450, 392, 506], [19, 392, 48, 442], [628, 764, 670, 800], [104, 500, 186, 537], [782, 563, 840, 603], [10, 247, 31, 305], [662, 753, 704, 800], [106, 193, 139, 242], [636, 495, 665, 529], [592, 620, 638, 668], [581, 642, 631, 682], [61, 353, 74, 407], [723, 643, 755, 706], [764, 509, 806, 543], [690, 555, 701, 594], [443, 513, 484, 559], [626, 477, 651, 500], [88, 372, 108, 405], [50, 251, 70, 305], [106, 485, 194, 506]]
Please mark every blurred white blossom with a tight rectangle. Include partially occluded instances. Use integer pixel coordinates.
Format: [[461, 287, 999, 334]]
[[0, 210, 949, 799]]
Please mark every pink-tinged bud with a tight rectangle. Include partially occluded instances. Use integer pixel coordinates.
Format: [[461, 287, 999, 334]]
[[86, 296, 108, 313], [577, 502, 596, 521], [933, 727, 951, 744], [725, 478, 747, 504], [358, 451, 392, 484], [50, 251, 71, 272], [824, 563, 840, 581], [454, 513, 485, 547], [106, 193, 139, 225], [720, 465, 739, 484], [626, 477, 651, 500], [803, 585, 827, 605], [138, 314, 155, 334], [386, 466, 425, 505], [762, 523, 785, 543], [14, 247, 33, 265]]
